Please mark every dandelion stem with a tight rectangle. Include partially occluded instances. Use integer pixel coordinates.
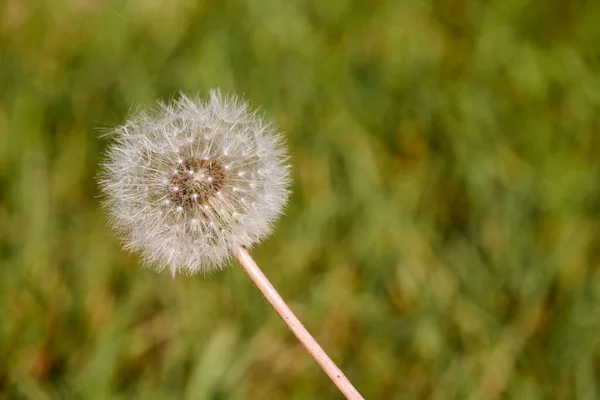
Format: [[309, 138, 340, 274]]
[[236, 246, 364, 400]]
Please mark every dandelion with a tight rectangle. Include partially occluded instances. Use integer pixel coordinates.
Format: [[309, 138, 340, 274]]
[[100, 90, 363, 399]]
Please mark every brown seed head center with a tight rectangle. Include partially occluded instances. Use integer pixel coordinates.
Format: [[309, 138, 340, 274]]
[[169, 158, 227, 208]]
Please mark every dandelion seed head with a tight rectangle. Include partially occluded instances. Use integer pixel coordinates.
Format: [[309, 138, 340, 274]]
[[99, 90, 291, 275]]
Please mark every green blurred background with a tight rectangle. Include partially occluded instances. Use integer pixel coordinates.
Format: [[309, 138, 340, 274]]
[[1, 0, 599, 399]]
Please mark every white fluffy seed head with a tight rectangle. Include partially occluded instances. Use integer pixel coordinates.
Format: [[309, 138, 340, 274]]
[[99, 90, 291, 275]]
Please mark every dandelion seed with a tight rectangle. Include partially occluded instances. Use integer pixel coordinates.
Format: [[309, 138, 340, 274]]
[[100, 90, 290, 275]]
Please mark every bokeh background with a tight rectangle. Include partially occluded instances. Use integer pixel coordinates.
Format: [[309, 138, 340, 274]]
[[1, 0, 599, 399]]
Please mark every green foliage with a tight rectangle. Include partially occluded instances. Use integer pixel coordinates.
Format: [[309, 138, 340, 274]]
[[1, 0, 599, 398]]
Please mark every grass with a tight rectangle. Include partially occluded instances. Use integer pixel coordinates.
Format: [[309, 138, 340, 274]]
[[1, 0, 599, 398]]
